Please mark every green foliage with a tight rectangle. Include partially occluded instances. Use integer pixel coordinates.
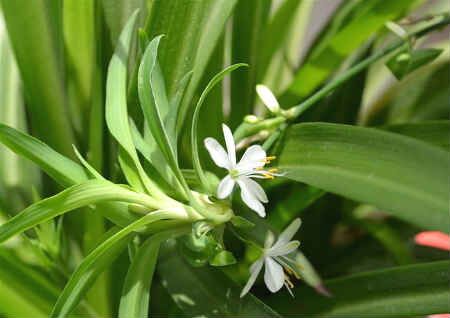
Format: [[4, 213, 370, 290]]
[[269, 261, 450, 317], [0, 1, 448, 317], [278, 123, 449, 231]]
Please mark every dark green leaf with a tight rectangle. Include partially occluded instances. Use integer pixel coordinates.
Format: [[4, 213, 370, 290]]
[[158, 244, 282, 317], [278, 123, 449, 231], [382, 120, 449, 150], [268, 261, 450, 317]]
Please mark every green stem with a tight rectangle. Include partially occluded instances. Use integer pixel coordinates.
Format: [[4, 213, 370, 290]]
[[233, 14, 450, 141], [288, 14, 450, 118]]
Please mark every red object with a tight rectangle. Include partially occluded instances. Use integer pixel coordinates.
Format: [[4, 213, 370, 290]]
[[428, 314, 450, 318], [414, 231, 450, 251]]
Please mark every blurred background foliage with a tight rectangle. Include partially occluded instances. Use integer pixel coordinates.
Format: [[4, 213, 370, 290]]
[[0, 0, 448, 317]]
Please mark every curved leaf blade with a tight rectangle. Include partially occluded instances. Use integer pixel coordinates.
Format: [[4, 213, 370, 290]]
[[0, 180, 158, 243], [269, 261, 450, 317], [0, 123, 88, 187], [51, 211, 175, 317], [191, 63, 247, 192], [278, 123, 449, 231], [138, 35, 188, 192], [118, 228, 188, 318]]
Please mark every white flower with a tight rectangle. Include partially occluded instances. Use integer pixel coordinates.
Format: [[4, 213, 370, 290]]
[[240, 218, 302, 298], [256, 84, 280, 114], [204, 124, 278, 217]]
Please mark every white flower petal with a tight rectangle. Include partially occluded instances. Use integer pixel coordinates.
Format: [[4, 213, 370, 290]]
[[240, 259, 264, 298], [237, 178, 266, 217], [266, 241, 300, 257], [238, 176, 268, 203], [217, 175, 235, 199], [273, 218, 301, 249], [237, 145, 266, 171], [204, 137, 232, 170], [264, 257, 284, 293], [222, 124, 236, 166], [256, 84, 280, 113]]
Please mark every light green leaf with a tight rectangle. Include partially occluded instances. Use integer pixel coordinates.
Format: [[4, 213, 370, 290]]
[[158, 245, 282, 317], [0, 124, 88, 187], [278, 123, 449, 231], [268, 261, 450, 317], [51, 211, 179, 317], [105, 10, 164, 197], [118, 228, 188, 318], [0, 180, 158, 243], [191, 63, 247, 192], [1, 0, 75, 157], [0, 124, 138, 227], [138, 35, 187, 192]]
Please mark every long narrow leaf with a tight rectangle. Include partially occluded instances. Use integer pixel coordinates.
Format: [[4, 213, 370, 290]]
[[0, 180, 159, 243], [0, 124, 88, 187], [191, 64, 247, 192], [105, 10, 163, 197], [51, 210, 179, 317], [278, 123, 449, 231], [268, 261, 450, 317], [118, 228, 189, 318], [0, 124, 138, 227], [138, 35, 187, 192]]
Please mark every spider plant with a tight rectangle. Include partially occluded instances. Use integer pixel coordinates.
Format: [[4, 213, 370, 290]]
[[0, 0, 448, 317]]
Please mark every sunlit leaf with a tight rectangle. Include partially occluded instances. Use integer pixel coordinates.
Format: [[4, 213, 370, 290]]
[[278, 123, 449, 231]]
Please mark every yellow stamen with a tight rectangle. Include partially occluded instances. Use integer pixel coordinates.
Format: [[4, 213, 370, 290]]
[[268, 168, 278, 173], [284, 275, 294, 289], [263, 173, 274, 179]]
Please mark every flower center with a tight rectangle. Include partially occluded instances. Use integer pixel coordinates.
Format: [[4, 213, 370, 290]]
[[229, 169, 240, 179]]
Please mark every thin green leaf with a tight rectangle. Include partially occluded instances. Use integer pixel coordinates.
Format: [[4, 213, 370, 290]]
[[191, 63, 247, 192], [278, 123, 449, 231], [138, 35, 188, 193], [0, 124, 138, 227], [51, 211, 179, 317], [105, 10, 164, 197], [72, 145, 105, 180], [268, 261, 450, 317], [118, 228, 188, 318], [0, 180, 159, 243], [0, 124, 88, 187]]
